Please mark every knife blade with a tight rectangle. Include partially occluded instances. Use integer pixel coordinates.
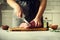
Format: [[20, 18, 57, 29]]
[[22, 18, 30, 25], [22, 14, 30, 25]]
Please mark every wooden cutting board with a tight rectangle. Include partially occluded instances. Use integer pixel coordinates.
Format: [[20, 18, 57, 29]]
[[8, 27, 48, 31]]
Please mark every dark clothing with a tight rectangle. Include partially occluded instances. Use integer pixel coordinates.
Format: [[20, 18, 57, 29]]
[[16, 0, 43, 27], [16, 0, 41, 22]]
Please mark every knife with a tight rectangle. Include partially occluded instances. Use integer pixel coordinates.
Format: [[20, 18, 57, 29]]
[[22, 14, 30, 25], [22, 18, 30, 25]]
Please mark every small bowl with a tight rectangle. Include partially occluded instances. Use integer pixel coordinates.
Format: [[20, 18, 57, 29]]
[[1, 25, 9, 30], [50, 24, 58, 30]]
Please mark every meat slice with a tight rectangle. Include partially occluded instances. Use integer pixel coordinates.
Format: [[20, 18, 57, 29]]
[[19, 23, 31, 29], [19, 21, 42, 29]]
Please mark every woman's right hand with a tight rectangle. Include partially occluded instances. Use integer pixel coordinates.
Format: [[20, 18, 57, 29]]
[[14, 7, 23, 18], [7, 0, 23, 18]]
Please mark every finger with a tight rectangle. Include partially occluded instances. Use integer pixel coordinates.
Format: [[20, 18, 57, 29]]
[[38, 23, 42, 27], [35, 22, 38, 27], [37, 23, 40, 27], [16, 12, 20, 18], [16, 12, 18, 17], [38, 23, 40, 27], [18, 13, 22, 18]]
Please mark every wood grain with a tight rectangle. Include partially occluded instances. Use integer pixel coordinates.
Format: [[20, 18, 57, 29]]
[[8, 27, 48, 31]]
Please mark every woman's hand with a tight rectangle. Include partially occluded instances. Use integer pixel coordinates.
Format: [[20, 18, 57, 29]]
[[14, 7, 23, 18], [7, 0, 24, 18], [30, 18, 42, 27]]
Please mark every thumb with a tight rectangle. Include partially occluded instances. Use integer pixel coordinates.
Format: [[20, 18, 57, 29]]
[[18, 13, 22, 18]]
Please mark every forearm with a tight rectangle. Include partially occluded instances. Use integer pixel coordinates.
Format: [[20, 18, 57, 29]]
[[7, 0, 20, 10], [35, 0, 47, 19]]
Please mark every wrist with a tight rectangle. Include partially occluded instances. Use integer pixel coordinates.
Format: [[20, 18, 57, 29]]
[[35, 13, 42, 20], [34, 17, 40, 21], [35, 16, 41, 20], [14, 5, 21, 10]]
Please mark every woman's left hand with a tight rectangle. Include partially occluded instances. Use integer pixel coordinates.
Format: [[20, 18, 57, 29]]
[[30, 18, 42, 27]]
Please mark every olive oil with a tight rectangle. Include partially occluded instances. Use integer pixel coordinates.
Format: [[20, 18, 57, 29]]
[[43, 17, 49, 30]]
